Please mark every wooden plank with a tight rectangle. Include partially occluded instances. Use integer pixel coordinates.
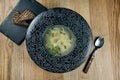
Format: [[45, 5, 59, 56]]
[[106, 0, 120, 80], [0, 0, 120, 80]]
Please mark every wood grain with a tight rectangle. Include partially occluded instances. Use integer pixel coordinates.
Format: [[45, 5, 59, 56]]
[[0, 0, 120, 80]]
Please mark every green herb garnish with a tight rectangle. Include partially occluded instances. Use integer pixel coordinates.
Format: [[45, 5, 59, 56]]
[[48, 46, 61, 56], [64, 45, 67, 49]]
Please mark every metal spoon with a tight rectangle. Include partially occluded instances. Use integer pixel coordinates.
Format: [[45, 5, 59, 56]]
[[83, 37, 104, 73]]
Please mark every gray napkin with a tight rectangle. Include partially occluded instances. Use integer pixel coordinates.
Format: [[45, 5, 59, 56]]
[[0, 0, 47, 45]]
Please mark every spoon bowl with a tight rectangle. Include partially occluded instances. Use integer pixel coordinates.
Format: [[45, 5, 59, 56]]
[[95, 37, 104, 49]]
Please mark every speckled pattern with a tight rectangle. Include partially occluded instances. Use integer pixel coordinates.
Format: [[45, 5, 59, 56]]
[[26, 8, 92, 73]]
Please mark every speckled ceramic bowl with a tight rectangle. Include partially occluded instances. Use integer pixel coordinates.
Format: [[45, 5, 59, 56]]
[[26, 8, 92, 73]]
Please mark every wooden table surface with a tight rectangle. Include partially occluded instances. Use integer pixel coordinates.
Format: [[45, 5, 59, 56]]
[[0, 0, 120, 80]]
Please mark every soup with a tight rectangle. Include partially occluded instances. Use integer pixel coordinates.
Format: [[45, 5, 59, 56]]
[[45, 25, 76, 56]]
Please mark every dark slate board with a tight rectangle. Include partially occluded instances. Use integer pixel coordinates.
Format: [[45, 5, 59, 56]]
[[26, 8, 92, 73], [0, 0, 47, 45]]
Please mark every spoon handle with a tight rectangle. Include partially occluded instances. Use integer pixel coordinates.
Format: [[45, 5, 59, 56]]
[[83, 48, 97, 73], [83, 54, 95, 73]]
